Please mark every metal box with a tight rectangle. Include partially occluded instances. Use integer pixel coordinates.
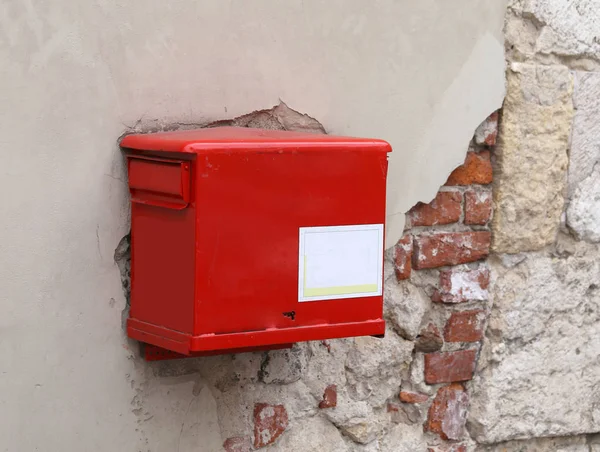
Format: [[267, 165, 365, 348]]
[[121, 127, 391, 358]]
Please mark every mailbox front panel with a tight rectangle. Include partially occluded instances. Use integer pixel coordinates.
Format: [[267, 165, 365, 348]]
[[122, 127, 391, 356], [193, 149, 387, 337]]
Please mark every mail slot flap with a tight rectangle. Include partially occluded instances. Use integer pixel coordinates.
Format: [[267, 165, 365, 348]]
[[128, 157, 191, 207]]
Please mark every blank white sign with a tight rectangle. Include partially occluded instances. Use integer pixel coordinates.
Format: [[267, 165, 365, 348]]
[[298, 224, 384, 302]]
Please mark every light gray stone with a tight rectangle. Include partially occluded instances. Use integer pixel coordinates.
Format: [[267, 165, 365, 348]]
[[302, 339, 349, 401], [390, 402, 423, 425], [506, 0, 600, 68], [567, 164, 600, 242], [492, 63, 573, 253], [323, 395, 388, 446], [407, 352, 434, 395], [469, 245, 600, 443], [378, 423, 428, 451], [567, 72, 600, 242], [322, 394, 371, 431], [259, 343, 310, 385], [528, 0, 600, 60], [569, 72, 600, 197], [345, 328, 414, 408], [384, 280, 429, 340], [137, 379, 223, 452], [264, 416, 349, 452], [476, 434, 590, 452], [343, 420, 383, 445], [383, 250, 396, 283]]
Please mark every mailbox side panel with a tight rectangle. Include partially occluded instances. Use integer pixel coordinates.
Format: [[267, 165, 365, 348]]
[[193, 148, 388, 337], [127, 156, 196, 339]]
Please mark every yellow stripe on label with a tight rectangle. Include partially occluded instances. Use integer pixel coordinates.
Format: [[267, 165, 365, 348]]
[[303, 284, 379, 297], [303, 255, 377, 297]]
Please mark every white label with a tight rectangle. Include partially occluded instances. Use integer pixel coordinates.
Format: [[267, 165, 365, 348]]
[[298, 224, 384, 302]]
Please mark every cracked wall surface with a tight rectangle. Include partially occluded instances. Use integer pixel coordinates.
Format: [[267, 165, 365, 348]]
[[0, 1, 508, 451]]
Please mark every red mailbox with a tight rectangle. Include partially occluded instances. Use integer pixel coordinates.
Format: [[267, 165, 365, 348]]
[[121, 127, 391, 359]]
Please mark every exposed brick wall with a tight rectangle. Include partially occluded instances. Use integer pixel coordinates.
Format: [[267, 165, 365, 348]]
[[393, 111, 497, 450], [225, 112, 498, 451]]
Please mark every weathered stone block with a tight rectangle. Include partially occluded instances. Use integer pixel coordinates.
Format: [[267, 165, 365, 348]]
[[387, 400, 423, 425], [345, 328, 414, 407], [469, 248, 600, 443], [568, 72, 600, 197], [380, 423, 428, 451], [567, 72, 600, 242], [384, 280, 428, 340], [264, 417, 349, 452], [567, 165, 600, 242], [492, 63, 573, 253], [259, 344, 309, 384], [477, 434, 591, 452], [506, 0, 600, 61]]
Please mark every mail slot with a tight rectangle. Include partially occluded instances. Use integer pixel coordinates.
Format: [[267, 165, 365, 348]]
[[120, 127, 391, 359]]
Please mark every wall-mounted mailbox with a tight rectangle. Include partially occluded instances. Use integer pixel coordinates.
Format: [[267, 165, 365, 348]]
[[121, 127, 391, 359]]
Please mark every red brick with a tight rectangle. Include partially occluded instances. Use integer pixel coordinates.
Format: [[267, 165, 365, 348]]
[[407, 191, 462, 227], [424, 350, 477, 384], [426, 383, 469, 440], [474, 111, 499, 146], [436, 267, 490, 303], [394, 234, 413, 280], [413, 232, 491, 270], [223, 436, 252, 452], [446, 151, 493, 186], [415, 323, 444, 353], [253, 403, 288, 448], [399, 391, 429, 404], [319, 384, 337, 409], [444, 310, 486, 342], [465, 190, 492, 225]]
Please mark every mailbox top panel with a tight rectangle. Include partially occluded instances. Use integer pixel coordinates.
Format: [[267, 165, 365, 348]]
[[120, 127, 391, 155]]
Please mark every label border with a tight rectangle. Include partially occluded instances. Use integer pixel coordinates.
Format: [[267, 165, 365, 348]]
[[298, 224, 384, 302]]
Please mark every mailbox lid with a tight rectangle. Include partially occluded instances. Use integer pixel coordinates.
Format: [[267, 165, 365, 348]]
[[120, 126, 391, 154]]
